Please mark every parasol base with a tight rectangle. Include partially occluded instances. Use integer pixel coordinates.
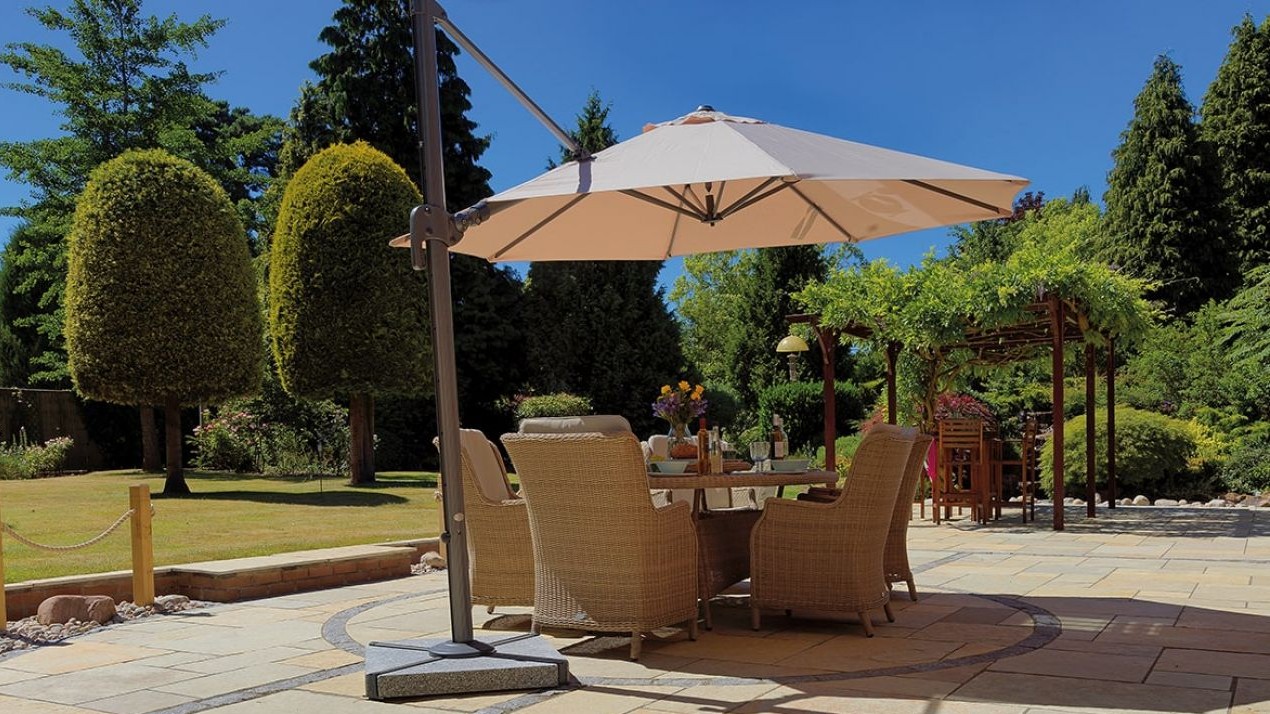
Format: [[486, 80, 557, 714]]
[[364, 633, 569, 700]]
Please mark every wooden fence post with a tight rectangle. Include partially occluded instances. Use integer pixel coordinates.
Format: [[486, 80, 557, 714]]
[[129, 485, 155, 606], [0, 497, 7, 628]]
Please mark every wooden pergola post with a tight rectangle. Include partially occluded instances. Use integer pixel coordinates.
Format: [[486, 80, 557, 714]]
[[1107, 337, 1118, 508], [1050, 295, 1065, 531], [819, 329, 837, 471], [1085, 343, 1097, 518]]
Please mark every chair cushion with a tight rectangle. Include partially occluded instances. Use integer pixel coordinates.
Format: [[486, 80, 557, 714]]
[[647, 434, 670, 459], [460, 429, 514, 501], [518, 415, 633, 434]]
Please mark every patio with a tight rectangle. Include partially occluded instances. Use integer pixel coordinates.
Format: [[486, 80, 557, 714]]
[[2, 505, 1267, 714]]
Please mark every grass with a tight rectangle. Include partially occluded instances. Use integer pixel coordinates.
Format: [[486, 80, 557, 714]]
[[0, 470, 440, 583]]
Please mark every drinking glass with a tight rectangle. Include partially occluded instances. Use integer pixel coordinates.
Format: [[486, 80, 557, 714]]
[[748, 441, 770, 472]]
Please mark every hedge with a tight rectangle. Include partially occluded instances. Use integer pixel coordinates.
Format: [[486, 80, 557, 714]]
[[1041, 406, 1198, 498], [758, 380, 872, 455], [65, 149, 262, 405], [269, 142, 428, 399], [515, 393, 593, 420]]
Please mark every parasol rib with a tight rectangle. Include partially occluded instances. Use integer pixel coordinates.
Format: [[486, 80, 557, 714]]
[[621, 189, 706, 220], [789, 184, 856, 242], [902, 179, 1010, 216], [718, 178, 796, 220], [491, 194, 589, 260]]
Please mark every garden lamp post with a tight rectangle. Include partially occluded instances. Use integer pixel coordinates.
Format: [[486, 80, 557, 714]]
[[776, 334, 809, 381]]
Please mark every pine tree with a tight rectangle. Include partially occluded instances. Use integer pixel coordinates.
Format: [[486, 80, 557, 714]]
[[277, 0, 524, 455], [0, 0, 281, 387], [1102, 55, 1236, 316], [1201, 15, 1270, 272], [523, 91, 685, 435]]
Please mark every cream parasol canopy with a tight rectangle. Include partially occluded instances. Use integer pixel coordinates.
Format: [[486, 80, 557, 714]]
[[393, 106, 1028, 261]]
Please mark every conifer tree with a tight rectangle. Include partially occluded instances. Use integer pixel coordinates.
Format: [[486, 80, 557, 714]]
[[1102, 55, 1235, 316], [523, 92, 685, 435], [274, 0, 523, 454], [1201, 15, 1270, 272]]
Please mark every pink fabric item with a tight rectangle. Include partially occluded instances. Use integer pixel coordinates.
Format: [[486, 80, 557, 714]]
[[925, 438, 938, 481]]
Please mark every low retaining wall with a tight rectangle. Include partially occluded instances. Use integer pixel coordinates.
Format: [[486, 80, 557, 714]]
[[3, 537, 440, 620]]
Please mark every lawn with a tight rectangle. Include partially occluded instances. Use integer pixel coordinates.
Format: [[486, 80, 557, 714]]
[[0, 470, 440, 583]]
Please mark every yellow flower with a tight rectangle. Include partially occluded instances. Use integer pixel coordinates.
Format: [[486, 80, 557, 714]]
[[661, 385, 671, 395], [678, 380, 690, 391], [690, 393, 701, 401], [693, 385, 704, 394]]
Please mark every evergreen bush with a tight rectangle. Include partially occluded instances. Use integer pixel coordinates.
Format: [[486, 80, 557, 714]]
[[757, 380, 871, 455], [1041, 406, 1199, 498], [1221, 430, 1270, 495], [514, 393, 593, 420]]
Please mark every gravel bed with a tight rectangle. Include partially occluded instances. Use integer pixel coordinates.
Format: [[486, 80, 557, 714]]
[[0, 595, 206, 655]]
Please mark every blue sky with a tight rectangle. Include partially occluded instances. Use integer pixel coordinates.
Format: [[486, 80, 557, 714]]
[[2, 0, 1267, 292]]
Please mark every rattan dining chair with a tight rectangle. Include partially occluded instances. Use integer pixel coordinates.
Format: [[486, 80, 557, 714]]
[[501, 432, 699, 660], [433, 429, 534, 612], [749, 429, 916, 636], [884, 430, 935, 601]]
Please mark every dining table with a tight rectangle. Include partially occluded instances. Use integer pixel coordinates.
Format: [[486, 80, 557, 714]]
[[647, 469, 839, 515]]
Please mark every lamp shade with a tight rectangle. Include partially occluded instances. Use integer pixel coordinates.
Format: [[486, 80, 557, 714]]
[[776, 335, 810, 353]]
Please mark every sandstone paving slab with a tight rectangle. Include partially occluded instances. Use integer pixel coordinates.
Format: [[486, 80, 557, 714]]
[[1145, 671, 1234, 691], [650, 657, 837, 680], [1098, 622, 1270, 655], [779, 633, 963, 671], [638, 683, 783, 713], [279, 648, 363, 669], [1, 642, 171, 675], [949, 671, 1231, 713], [156, 620, 323, 655], [152, 662, 314, 699], [1177, 607, 1270, 634], [986, 647, 1155, 683], [0, 667, 46, 686], [0, 694, 102, 713], [732, 684, 1028, 714], [0, 662, 204, 705], [1153, 648, 1270, 678], [200, 689, 452, 713], [650, 631, 820, 665], [79, 688, 195, 714], [174, 645, 316, 674], [517, 684, 682, 714], [1233, 677, 1270, 713], [908, 622, 1030, 645]]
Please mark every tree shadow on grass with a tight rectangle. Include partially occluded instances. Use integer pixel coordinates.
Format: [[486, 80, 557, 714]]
[[164, 490, 410, 507], [178, 471, 438, 489]]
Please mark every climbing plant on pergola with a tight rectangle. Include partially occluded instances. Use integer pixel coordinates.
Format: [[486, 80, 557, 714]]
[[798, 201, 1156, 530]]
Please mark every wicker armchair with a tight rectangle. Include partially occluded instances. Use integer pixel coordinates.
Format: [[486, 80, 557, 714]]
[[749, 429, 915, 636], [884, 430, 935, 601], [434, 430, 534, 612], [501, 432, 698, 660]]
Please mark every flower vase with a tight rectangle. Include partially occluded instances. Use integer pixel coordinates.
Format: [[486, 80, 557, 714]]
[[667, 422, 697, 459]]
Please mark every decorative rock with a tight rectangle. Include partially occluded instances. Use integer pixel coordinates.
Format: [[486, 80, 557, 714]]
[[1072, 499, 1085, 506], [421, 551, 447, 569], [1207, 498, 1226, 507], [1224, 492, 1245, 503], [1119, 498, 1133, 506], [1098, 501, 1109, 508], [1153, 498, 1179, 507], [154, 594, 190, 612], [36, 595, 116, 626], [1178, 499, 1189, 506], [1132, 495, 1150, 506]]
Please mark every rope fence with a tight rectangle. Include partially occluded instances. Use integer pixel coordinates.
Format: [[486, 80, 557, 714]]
[[0, 484, 155, 628]]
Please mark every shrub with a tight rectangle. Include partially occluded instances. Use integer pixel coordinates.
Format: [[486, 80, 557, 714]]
[[758, 380, 871, 454], [0, 432, 75, 479], [269, 142, 428, 399], [1221, 431, 1270, 495], [191, 399, 350, 477], [813, 434, 864, 479], [65, 149, 263, 407], [513, 393, 593, 420], [1041, 406, 1199, 498]]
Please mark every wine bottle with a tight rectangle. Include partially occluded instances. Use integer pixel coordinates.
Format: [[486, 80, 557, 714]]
[[709, 426, 723, 474], [696, 417, 709, 474], [771, 415, 787, 460]]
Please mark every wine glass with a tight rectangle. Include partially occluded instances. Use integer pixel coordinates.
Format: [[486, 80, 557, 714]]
[[748, 441, 770, 472]]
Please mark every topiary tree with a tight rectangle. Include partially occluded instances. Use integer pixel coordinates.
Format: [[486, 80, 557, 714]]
[[65, 149, 263, 495], [269, 142, 428, 485]]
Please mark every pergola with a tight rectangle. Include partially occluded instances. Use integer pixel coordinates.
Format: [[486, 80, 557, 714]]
[[792, 291, 1119, 531]]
